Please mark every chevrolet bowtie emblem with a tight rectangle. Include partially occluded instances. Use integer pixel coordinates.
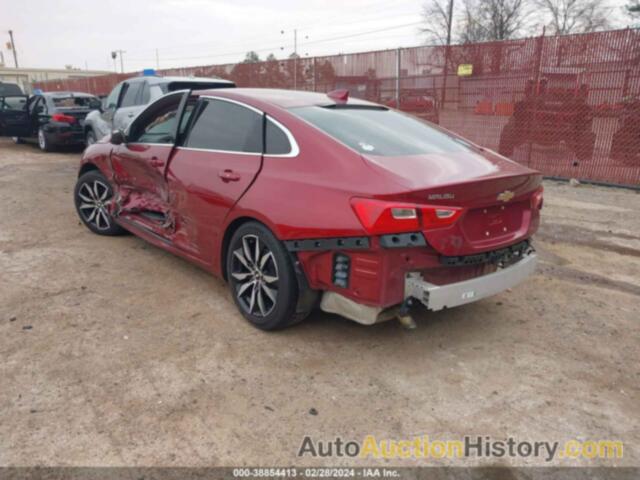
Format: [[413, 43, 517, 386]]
[[497, 190, 515, 202]]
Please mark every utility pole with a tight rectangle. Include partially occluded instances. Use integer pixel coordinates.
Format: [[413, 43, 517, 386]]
[[155, 49, 160, 70], [8, 30, 19, 68]]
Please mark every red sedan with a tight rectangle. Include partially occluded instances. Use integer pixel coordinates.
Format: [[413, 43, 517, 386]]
[[73, 88, 542, 330]]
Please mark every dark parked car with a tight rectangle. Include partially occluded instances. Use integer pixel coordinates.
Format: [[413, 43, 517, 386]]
[[0, 91, 102, 151], [0, 81, 23, 96], [83, 75, 235, 145], [385, 88, 440, 124], [66, 88, 542, 330]]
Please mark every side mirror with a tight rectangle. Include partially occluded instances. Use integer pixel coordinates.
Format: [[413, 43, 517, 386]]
[[110, 130, 126, 145]]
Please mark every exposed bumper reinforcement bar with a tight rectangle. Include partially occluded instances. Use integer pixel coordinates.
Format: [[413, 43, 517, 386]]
[[405, 253, 538, 311]]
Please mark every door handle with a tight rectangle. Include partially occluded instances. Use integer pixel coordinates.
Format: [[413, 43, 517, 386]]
[[149, 157, 165, 168], [218, 169, 240, 182], [127, 112, 135, 118]]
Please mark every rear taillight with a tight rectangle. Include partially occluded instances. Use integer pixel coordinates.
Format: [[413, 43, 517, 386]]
[[351, 198, 462, 235], [52, 113, 76, 123], [531, 187, 544, 210]]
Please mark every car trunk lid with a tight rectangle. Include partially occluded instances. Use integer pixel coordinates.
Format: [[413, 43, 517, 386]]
[[362, 149, 542, 256]]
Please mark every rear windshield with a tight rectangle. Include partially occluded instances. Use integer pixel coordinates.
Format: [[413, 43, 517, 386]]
[[291, 106, 472, 156], [51, 95, 101, 109]]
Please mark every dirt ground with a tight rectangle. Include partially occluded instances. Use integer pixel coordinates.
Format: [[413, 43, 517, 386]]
[[0, 138, 638, 468]]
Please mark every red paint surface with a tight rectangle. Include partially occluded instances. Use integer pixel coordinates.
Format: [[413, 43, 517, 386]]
[[79, 88, 541, 308]]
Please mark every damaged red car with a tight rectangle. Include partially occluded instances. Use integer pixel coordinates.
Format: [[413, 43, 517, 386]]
[[74, 88, 542, 330]]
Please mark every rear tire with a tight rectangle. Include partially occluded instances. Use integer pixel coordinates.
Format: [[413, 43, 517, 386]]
[[74, 170, 126, 236], [38, 128, 54, 152], [12, 136, 23, 144], [226, 222, 303, 330]]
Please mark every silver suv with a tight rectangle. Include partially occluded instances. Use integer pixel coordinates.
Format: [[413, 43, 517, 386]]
[[84, 75, 234, 144]]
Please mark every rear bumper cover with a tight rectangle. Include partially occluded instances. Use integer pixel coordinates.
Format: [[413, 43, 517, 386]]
[[405, 253, 537, 311], [318, 252, 537, 325]]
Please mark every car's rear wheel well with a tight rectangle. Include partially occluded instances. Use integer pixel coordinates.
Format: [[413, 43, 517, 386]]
[[221, 217, 266, 281], [78, 163, 99, 178]]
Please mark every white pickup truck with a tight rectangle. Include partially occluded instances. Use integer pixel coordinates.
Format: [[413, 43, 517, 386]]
[[83, 75, 235, 145]]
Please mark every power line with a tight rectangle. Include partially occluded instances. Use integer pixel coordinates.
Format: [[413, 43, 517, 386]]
[[127, 21, 422, 63], [125, 8, 420, 55]]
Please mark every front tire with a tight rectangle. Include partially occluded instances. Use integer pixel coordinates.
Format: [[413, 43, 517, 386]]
[[74, 170, 125, 236], [85, 129, 97, 146], [38, 128, 54, 152], [226, 222, 301, 330]]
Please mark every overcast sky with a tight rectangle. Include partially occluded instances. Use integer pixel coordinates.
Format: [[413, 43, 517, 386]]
[[0, 0, 630, 73]]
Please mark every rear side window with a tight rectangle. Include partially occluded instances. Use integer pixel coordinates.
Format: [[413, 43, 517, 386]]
[[140, 83, 151, 104], [265, 118, 292, 155], [291, 106, 472, 156], [184, 98, 262, 153], [120, 82, 144, 108]]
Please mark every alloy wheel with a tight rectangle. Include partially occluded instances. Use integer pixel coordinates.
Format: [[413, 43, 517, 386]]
[[77, 179, 113, 231], [231, 234, 279, 317]]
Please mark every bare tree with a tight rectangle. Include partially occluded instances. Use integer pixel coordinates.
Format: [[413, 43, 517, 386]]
[[533, 0, 610, 34], [459, 0, 529, 43], [421, 0, 455, 45], [627, 0, 640, 17]]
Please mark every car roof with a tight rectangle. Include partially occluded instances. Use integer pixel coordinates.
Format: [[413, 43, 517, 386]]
[[193, 88, 380, 109], [43, 91, 97, 98], [128, 75, 234, 86]]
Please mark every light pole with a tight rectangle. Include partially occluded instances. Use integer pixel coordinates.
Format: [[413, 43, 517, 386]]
[[281, 29, 308, 89], [8, 30, 19, 68], [111, 50, 126, 73]]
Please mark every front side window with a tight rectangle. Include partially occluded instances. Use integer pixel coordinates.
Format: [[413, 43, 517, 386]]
[[184, 98, 262, 153], [28, 97, 44, 115], [105, 82, 123, 110], [290, 106, 473, 156], [129, 97, 195, 144], [0, 96, 27, 111]]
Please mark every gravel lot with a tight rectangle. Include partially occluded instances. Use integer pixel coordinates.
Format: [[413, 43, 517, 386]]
[[0, 138, 638, 467]]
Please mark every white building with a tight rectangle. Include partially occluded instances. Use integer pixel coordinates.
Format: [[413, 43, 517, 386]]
[[0, 66, 109, 93]]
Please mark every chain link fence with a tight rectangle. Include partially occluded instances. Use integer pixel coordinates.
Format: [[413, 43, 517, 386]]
[[34, 28, 640, 187]]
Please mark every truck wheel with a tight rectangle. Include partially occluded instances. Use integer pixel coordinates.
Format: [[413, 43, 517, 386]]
[[226, 222, 306, 330], [12, 137, 23, 144], [85, 129, 97, 146]]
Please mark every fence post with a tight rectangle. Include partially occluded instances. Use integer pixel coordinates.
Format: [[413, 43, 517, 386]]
[[527, 27, 545, 168], [441, 45, 449, 110], [396, 48, 401, 108], [312, 57, 317, 92]]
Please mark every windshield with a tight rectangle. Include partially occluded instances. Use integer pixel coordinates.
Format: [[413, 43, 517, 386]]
[[290, 106, 473, 156], [51, 95, 101, 110]]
